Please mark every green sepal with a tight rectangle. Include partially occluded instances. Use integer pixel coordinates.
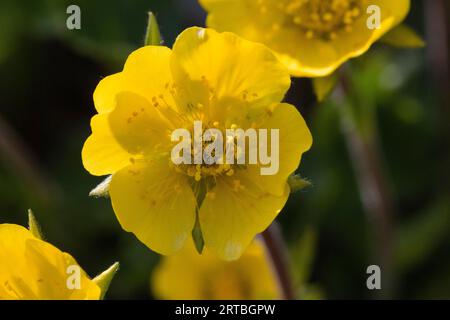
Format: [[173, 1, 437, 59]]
[[288, 174, 312, 193], [93, 262, 120, 300], [28, 209, 44, 240], [313, 72, 338, 102], [380, 24, 425, 48], [144, 12, 163, 46], [89, 175, 111, 198]]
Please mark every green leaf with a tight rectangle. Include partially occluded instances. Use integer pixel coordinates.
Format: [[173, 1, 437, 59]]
[[313, 73, 338, 102], [144, 12, 162, 46], [93, 262, 120, 300], [89, 175, 111, 198], [28, 209, 43, 240], [288, 174, 312, 193], [394, 197, 449, 274], [380, 24, 425, 48]]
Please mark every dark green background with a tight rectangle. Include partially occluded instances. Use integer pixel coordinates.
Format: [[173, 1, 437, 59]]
[[0, 0, 448, 299]]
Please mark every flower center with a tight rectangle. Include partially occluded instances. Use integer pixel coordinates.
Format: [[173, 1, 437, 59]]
[[281, 0, 365, 40], [171, 121, 252, 182]]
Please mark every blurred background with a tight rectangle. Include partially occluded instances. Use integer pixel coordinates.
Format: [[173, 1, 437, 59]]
[[0, 0, 449, 299]]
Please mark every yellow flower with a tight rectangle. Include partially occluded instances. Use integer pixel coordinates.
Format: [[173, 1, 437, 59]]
[[82, 27, 312, 260], [199, 0, 411, 77], [152, 239, 280, 299], [0, 224, 100, 300]]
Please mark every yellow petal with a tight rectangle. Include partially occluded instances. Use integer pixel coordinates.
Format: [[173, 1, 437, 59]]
[[199, 174, 290, 260], [274, 6, 407, 77], [83, 91, 173, 176], [246, 103, 312, 197], [82, 113, 131, 176], [93, 46, 174, 114], [171, 27, 290, 115], [0, 224, 100, 300], [201, 0, 411, 77], [152, 239, 279, 299], [200, 0, 282, 43], [108, 92, 172, 155], [152, 239, 215, 300], [109, 160, 196, 255]]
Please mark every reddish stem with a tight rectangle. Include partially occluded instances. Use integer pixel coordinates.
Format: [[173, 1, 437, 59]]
[[261, 223, 296, 300]]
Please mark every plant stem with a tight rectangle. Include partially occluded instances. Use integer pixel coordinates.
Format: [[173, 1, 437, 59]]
[[0, 115, 61, 203], [261, 223, 295, 300], [425, 0, 450, 192], [336, 74, 395, 297]]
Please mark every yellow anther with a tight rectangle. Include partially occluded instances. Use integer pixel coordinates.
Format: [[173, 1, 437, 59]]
[[306, 30, 314, 39], [284, 0, 363, 40], [351, 7, 360, 17], [323, 13, 333, 21], [226, 169, 234, 176]]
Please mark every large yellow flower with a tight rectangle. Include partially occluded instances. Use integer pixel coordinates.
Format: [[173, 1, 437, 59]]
[[152, 239, 280, 299], [0, 224, 100, 300], [199, 0, 411, 77], [82, 27, 312, 260]]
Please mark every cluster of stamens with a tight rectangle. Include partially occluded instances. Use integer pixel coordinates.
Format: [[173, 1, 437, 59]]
[[124, 75, 260, 185], [260, 0, 365, 41], [172, 121, 246, 182]]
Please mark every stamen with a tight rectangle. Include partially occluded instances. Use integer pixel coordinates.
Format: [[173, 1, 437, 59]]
[[280, 0, 365, 41]]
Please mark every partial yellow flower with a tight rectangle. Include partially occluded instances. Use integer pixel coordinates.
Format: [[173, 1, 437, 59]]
[[0, 224, 100, 300], [152, 239, 280, 299], [199, 0, 411, 77], [82, 27, 312, 260]]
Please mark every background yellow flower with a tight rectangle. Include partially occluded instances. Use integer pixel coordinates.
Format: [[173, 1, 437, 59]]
[[82, 27, 312, 261], [199, 0, 411, 77], [0, 0, 447, 299], [0, 223, 100, 300], [152, 239, 280, 299]]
